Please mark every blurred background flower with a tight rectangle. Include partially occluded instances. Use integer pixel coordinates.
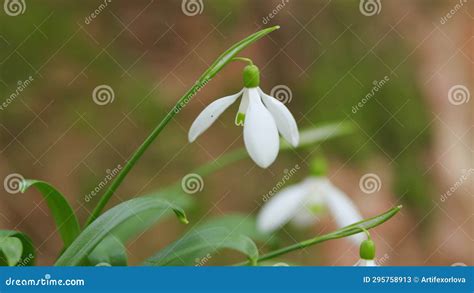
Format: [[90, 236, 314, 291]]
[[0, 0, 472, 266]]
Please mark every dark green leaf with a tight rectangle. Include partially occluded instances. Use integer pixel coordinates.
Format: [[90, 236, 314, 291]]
[[21, 180, 80, 249], [55, 197, 187, 266]]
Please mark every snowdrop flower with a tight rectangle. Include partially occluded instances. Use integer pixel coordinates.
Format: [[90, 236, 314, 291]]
[[188, 62, 299, 168], [354, 238, 377, 266], [256, 157, 365, 244]]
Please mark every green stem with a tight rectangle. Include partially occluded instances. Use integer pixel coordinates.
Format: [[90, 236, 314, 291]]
[[231, 57, 254, 65], [235, 205, 402, 266], [85, 26, 280, 226]]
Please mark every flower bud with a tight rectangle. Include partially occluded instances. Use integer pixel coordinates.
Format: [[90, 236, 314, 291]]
[[243, 64, 260, 88], [359, 239, 376, 260]]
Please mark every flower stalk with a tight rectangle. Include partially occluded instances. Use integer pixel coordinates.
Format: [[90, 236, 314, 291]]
[[235, 205, 402, 266]]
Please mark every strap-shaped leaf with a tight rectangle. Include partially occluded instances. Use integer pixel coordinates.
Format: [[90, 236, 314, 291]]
[[86, 235, 127, 266], [21, 180, 80, 248], [0, 230, 35, 266], [144, 227, 258, 266], [55, 197, 187, 266]]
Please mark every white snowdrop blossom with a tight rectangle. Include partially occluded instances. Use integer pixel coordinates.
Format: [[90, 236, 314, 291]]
[[354, 259, 377, 266], [256, 176, 365, 244], [188, 64, 299, 168]]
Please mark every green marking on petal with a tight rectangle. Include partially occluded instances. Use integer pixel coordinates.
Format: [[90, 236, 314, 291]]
[[235, 113, 246, 126], [307, 203, 326, 215]]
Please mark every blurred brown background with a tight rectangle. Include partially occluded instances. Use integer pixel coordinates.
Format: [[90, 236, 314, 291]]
[[0, 0, 472, 266]]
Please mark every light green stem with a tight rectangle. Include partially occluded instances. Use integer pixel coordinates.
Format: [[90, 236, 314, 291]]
[[85, 26, 280, 226], [235, 205, 402, 266]]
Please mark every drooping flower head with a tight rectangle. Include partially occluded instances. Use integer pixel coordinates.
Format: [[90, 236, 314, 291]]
[[256, 155, 365, 244], [188, 60, 299, 168], [355, 238, 377, 266]]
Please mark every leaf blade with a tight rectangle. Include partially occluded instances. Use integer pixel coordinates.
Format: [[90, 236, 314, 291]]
[[21, 180, 80, 249], [0, 230, 35, 266], [55, 197, 187, 266]]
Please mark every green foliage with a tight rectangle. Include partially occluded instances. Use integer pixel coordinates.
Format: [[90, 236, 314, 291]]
[[56, 198, 187, 266], [0, 230, 35, 266], [144, 227, 258, 266], [21, 180, 80, 249]]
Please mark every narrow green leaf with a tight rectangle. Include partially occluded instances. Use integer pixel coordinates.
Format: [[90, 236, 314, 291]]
[[0, 237, 22, 266], [144, 227, 258, 266], [21, 180, 80, 248], [236, 205, 403, 265], [0, 230, 35, 266], [86, 235, 127, 266], [56, 198, 187, 266]]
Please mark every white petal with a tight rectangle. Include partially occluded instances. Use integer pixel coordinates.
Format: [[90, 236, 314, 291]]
[[235, 88, 249, 126], [257, 181, 313, 233], [354, 259, 377, 266], [188, 90, 242, 142], [259, 88, 299, 147], [319, 179, 364, 244], [243, 88, 279, 168], [290, 178, 326, 228]]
